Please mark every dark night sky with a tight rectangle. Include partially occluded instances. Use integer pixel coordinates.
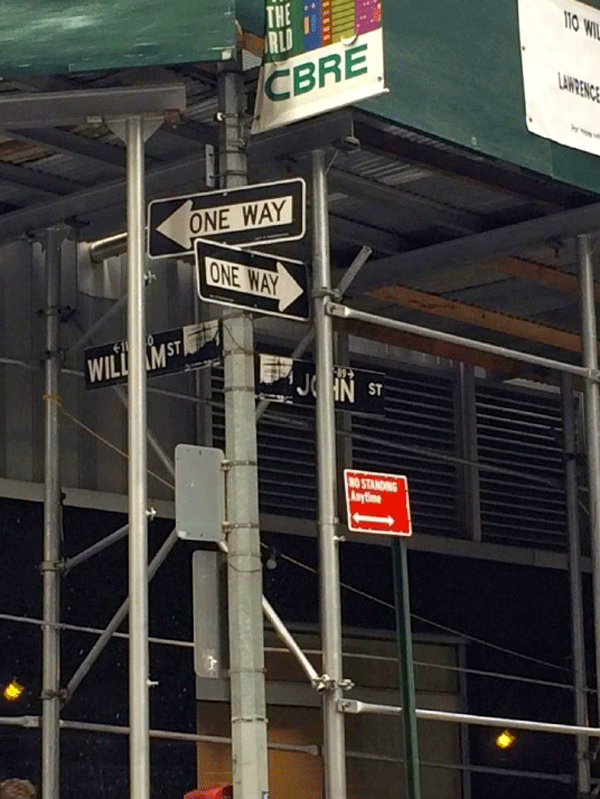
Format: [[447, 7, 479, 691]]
[[0, 497, 591, 798]]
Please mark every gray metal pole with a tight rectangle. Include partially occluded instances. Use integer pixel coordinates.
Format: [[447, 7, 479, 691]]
[[126, 115, 150, 799], [392, 539, 422, 799], [561, 372, 591, 797], [41, 226, 63, 799], [578, 234, 600, 733], [218, 62, 269, 799], [312, 148, 347, 799]]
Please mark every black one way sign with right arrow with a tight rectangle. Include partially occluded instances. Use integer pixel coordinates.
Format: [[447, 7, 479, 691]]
[[195, 239, 309, 321]]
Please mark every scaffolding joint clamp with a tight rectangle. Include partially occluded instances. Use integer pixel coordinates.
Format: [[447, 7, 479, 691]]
[[337, 698, 359, 713], [312, 674, 331, 692], [146, 507, 157, 520], [312, 287, 338, 301], [39, 559, 64, 574], [222, 458, 257, 468], [41, 688, 67, 702], [222, 522, 259, 531], [314, 674, 354, 692]]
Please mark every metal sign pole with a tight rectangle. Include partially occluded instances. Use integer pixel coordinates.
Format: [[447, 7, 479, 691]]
[[391, 539, 422, 799], [312, 148, 347, 799], [126, 114, 150, 799], [578, 233, 600, 734], [218, 63, 269, 799], [41, 227, 63, 799], [560, 372, 591, 796]]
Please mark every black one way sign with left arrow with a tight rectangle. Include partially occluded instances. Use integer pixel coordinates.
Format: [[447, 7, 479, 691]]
[[148, 177, 305, 258], [195, 239, 309, 321]]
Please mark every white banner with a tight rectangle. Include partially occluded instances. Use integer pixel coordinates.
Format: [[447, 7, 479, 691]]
[[252, 0, 386, 135], [519, 0, 600, 155]]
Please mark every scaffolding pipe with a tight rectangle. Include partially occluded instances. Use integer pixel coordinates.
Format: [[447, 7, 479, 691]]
[[0, 716, 39, 728], [41, 226, 63, 799], [0, 356, 37, 371], [313, 148, 347, 799], [327, 302, 596, 379], [0, 715, 579, 783], [261, 596, 321, 686], [88, 231, 129, 263], [561, 372, 591, 796], [340, 699, 600, 738], [63, 524, 129, 574], [125, 114, 150, 799], [65, 529, 177, 701], [579, 235, 600, 737], [59, 719, 318, 754]]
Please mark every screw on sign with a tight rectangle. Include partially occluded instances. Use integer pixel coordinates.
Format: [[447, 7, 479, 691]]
[[344, 469, 412, 536]]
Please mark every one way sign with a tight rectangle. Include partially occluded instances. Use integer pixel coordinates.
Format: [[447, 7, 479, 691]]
[[148, 177, 305, 258], [195, 239, 309, 320]]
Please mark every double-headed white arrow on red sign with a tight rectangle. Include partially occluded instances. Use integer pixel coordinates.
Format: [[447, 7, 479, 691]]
[[352, 513, 395, 526]]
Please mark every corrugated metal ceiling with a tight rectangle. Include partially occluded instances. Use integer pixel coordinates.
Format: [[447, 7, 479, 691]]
[[0, 63, 594, 369]]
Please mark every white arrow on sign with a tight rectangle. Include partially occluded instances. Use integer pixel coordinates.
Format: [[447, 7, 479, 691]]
[[352, 512, 395, 526], [157, 195, 293, 250], [203, 256, 303, 312]]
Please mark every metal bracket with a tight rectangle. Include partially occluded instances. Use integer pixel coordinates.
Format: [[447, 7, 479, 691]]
[[313, 674, 354, 692], [222, 521, 259, 532], [337, 698, 360, 713], [222, 459, 257, 468], [223, 384, 257, 393], [146, 507, 157, 520], [41, 688, 68, 702], [39, 559, 64, 574], [312, 287, 338, 301]]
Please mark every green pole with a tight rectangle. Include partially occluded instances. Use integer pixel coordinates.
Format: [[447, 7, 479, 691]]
[[392, 537, 422, 799]]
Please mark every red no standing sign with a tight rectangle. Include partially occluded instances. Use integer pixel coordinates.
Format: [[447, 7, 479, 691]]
[[343, 469, 412, 537]]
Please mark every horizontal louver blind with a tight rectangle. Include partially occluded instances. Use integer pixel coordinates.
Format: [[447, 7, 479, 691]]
[[476, 384, 567, 549], [351, 367, 458, 538]]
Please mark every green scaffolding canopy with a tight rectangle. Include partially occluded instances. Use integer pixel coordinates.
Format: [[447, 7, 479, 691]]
[[0, 0, 236, 78]]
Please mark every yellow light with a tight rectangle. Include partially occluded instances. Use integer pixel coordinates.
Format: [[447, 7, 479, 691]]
[[3, 680, 25, 701], [495, 730, 516, 750]]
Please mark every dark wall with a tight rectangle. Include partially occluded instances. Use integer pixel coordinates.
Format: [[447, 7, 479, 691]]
[[0, 497, 589, 798]]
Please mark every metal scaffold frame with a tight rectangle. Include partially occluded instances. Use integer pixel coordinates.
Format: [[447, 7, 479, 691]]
[[2, 67, 600, 799]]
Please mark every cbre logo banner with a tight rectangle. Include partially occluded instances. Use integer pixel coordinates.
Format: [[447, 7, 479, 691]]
[[252, 0, 386, 134]]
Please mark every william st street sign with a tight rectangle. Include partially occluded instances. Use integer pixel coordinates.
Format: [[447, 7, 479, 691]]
[[195, 239, 309, 321], [148, 177, 306, 258], [84, 320, 221, 390]]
